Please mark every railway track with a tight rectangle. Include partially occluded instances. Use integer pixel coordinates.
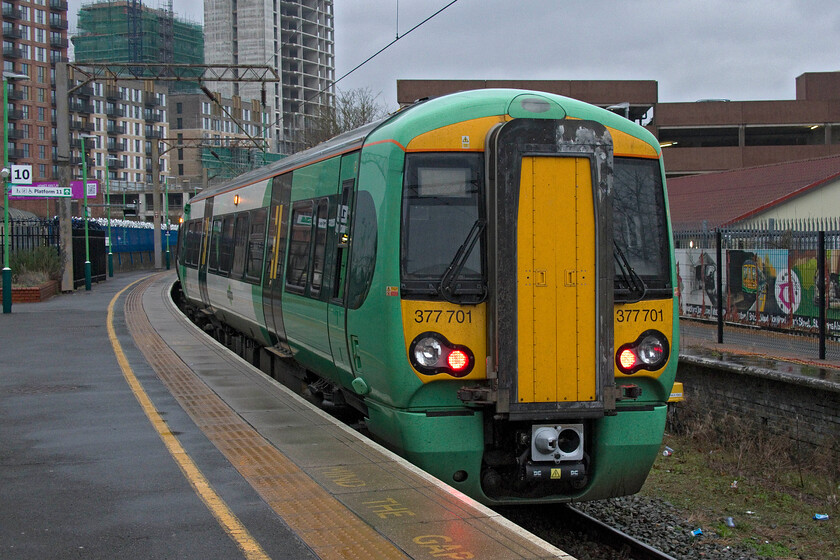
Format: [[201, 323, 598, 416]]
[[558, 505, 678, 560]]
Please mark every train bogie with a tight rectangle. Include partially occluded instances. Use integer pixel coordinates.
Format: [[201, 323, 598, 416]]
[[177, 89, 678, 505]]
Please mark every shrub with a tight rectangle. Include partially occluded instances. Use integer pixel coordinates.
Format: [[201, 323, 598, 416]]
[[1, 247, 63, 287]]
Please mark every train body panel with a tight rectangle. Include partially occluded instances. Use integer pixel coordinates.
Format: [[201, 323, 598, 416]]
[[176, 88, 678, 505]]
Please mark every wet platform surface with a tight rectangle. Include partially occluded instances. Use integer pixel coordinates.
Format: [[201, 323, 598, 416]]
[[0, 271, 570, 559], [679, 321, 840, 391]]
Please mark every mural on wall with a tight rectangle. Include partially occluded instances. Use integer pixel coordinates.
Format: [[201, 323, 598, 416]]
[[676, 249, 840, 334], [675, 249, 721, 319]]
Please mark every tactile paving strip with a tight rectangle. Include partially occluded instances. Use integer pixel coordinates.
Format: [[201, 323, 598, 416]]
[[124, 275, 408, 560]]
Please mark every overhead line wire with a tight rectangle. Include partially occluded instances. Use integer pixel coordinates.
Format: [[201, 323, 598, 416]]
[[305, 0, 459, 103]]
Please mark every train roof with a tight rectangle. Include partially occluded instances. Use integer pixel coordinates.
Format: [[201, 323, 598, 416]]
[[190, 89, 659, 202]]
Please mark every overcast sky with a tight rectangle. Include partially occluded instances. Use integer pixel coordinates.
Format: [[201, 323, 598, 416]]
[[67, 0, 839, 110]]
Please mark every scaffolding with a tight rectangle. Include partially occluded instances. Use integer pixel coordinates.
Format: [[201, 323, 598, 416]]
[[73, 1, 203, 70]]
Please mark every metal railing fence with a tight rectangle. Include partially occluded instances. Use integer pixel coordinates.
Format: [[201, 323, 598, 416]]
[[674, 218, 840, 362]]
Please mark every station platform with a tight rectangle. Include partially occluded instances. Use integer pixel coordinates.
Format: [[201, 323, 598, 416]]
[[0, 271, 570, 560]]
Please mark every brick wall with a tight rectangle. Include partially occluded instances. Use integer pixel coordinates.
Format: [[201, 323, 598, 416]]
[[11, 281, 60, 303], [677, 355, 840, 459]]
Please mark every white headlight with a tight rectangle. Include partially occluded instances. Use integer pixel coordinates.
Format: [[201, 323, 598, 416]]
[[414, 337, 442, 367]]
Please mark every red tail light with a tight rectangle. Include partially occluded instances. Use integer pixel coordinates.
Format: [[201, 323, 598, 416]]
[[447, 349, 469, 372]]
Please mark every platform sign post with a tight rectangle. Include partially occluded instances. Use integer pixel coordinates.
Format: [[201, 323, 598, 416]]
[[2, 72, 32, 313]]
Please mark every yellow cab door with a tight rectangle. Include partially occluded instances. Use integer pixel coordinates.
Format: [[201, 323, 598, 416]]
[[516, 156, 597, 404]]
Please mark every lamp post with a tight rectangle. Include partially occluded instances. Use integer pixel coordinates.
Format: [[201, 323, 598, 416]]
[[2, 71, 30, 314], [105, 155, 113, 277], [80, 134, 97, 291], [164, 176, 170, 270]]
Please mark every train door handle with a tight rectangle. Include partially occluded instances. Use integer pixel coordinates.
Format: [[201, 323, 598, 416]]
[[350, 335, 362, 370], [535, 270, 547, 287], [565, 269, 576, 287]]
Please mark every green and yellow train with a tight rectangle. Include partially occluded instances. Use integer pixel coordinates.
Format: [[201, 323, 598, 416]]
[[176, 88, 678, 505]]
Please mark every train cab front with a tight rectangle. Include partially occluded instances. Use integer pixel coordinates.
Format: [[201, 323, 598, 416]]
[[390, 92, 676, 505]]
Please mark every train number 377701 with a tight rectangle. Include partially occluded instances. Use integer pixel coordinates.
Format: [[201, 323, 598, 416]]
[[615, 308, 664, 323], [414, 309, 474, 324]]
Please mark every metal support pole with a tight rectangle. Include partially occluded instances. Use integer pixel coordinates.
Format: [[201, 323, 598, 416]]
[[818, 231, 826, 360], [716, 230, 723, 344], [2, 76, 12, 313], [106, 155, 113, 277], [152, 140, 162, 269], [81, 136, 91, 291]]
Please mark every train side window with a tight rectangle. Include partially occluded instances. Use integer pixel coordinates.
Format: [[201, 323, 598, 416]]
[[186, 220, 200, 267], [218, 216, 235, 275], [346, 190, 377, 309], [231, 212, 250, 279], [285, 201, 314, 293], [245, 208, 267, 282], [332, 179, 354, 301], [208, 217, 223, 272], [310, 199, 329, 297]]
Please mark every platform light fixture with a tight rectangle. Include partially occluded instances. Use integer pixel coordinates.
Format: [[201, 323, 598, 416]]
[[3, 71, 30, 314]]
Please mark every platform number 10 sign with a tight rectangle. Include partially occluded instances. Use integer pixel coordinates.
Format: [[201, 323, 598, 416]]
[[11, 165, 33, 185]]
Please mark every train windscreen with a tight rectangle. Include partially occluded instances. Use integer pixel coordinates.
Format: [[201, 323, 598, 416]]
[[400, 153, 485, 301], [613, 157, 672, 299]]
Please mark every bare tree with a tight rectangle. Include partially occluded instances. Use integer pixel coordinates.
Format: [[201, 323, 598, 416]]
[[304, 87, 388, 148]]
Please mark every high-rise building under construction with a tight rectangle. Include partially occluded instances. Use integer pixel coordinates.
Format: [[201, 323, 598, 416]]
[[72, 0, 203, 68], [204, 0, 335, 153]]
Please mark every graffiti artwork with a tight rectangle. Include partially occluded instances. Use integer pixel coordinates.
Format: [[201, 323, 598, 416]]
[[676, 248, 840, 334]]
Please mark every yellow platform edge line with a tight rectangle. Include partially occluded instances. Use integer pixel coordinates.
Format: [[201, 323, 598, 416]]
[[107, 278, 271, 560]]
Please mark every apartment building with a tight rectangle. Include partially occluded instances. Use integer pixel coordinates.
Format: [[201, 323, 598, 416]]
[[204, 0, 335, 154]]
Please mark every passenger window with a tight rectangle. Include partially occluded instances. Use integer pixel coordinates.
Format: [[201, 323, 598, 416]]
[[208, 218, 223, 272], [246, 208, 267, 281], [218, 216, 235, 275], [231, 213, 250, 279], [310, 199, 329, 296], [285, 201, 314, 293]]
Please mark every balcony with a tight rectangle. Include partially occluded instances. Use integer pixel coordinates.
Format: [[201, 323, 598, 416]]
[[6, 88, 25, 101], [50, 53, 69, 64], [105, 106, 125, 118], [106, 123, 126, 135], [146, 130, 162, 139], [2, 6, 22, 19], [2, 26, 21, 39], [5, 148, 25, 160], [3, 46, 23, 59], [106, 159, 125, 170], [107, 140, 126, 153], [143, 92, 158, 107], [6, 109, 25, 121], [49, 16, 69, 30], [144, 110, 162, 123], [7, 129, 26, 140], [49, 0, 68, 11], [105, 87, 120, 101], [72, 83, 94, 97], [69, 102, 94, 114], [50, 36, 69, 48]]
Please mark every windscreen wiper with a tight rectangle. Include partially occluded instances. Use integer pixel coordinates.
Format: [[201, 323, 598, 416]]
[[614, 241, 647, 303], [439, 219, 486, 304]]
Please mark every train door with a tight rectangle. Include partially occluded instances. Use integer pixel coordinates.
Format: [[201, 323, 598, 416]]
[[327, 153, 359, 382], [198, 197, 214, 308], [262, 173, 292, 354], [516, 156, 597, 404], [486, 117, 613, 419]]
